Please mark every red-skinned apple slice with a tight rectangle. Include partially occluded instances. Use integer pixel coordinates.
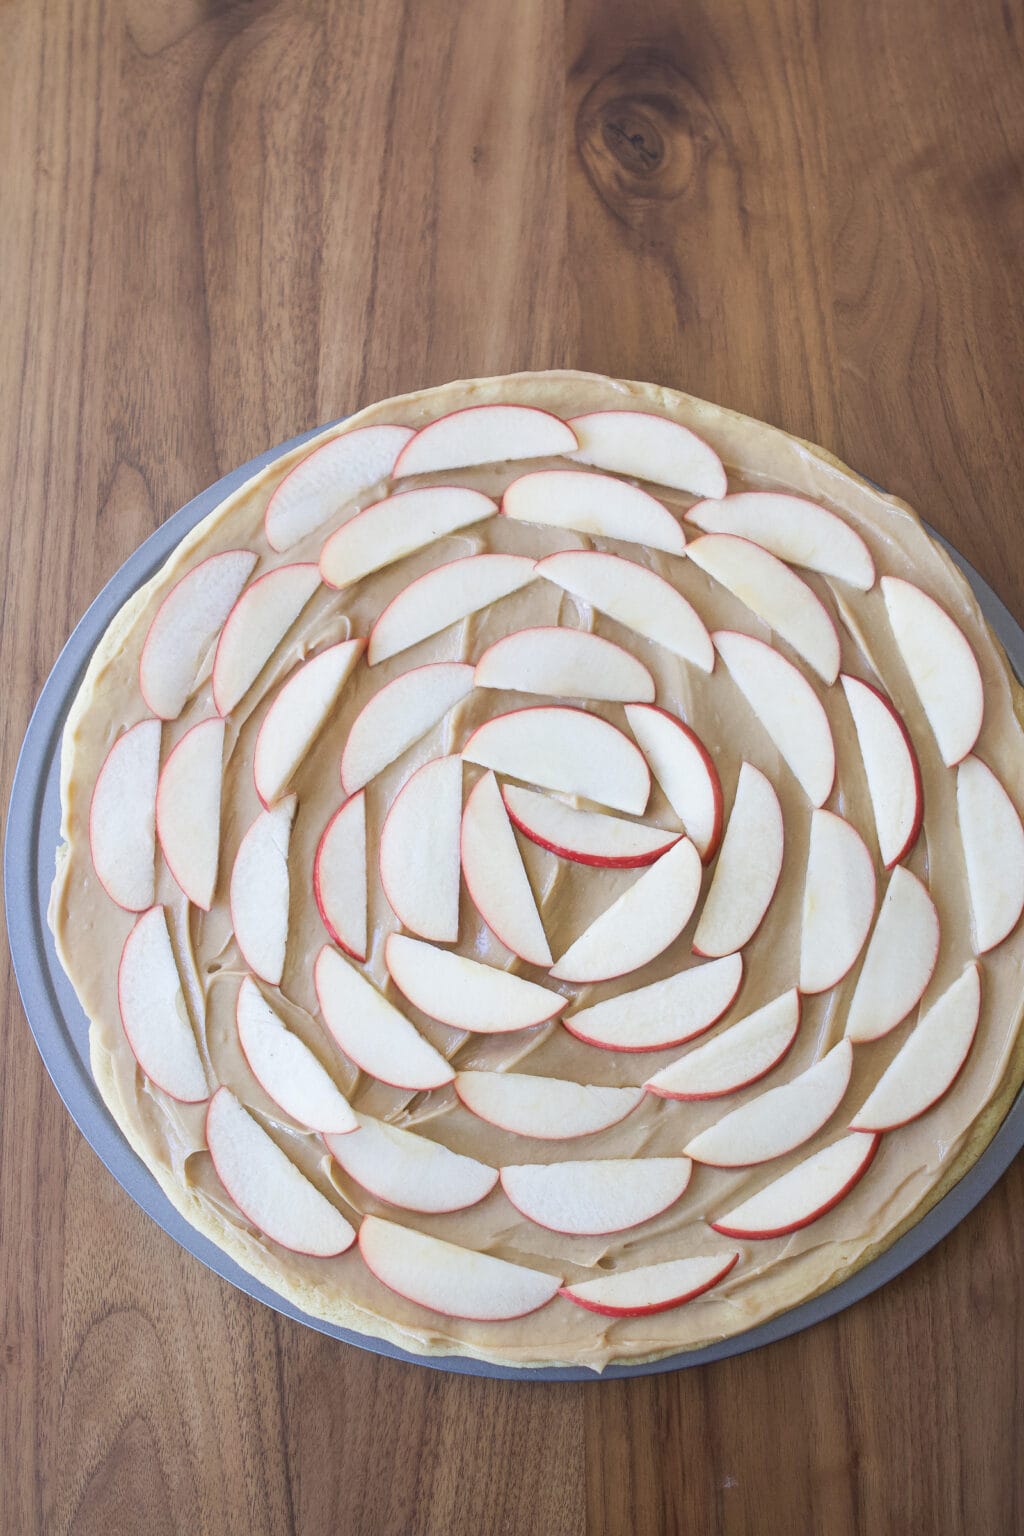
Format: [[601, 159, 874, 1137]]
[[566, 409, 727, 498], [254, 639, 365, 807], [314, 944, 454, 1091], [264, 424, 413, 551], [841, 674, 923, 867], [684, 1040, 853, 1167], [319, 486, 497, 590], [393, 403, 577, 477], [325, 1115, 497, 1213], [713, 630, 835, 806], [358, 1216, 561, 1320], [212, 562, 321, 715], [89, 718, 161, 911], [502, 469, 686, 555], [118, 906, 208, 1102], [500, 1158, 692, 1236], [692, 763, 783, 958], [236, 976, 357, 1135], [206, 1087, 355, 1255], [378, 756, 462, 942], [341, 661, 474, 794], [957, 754, 1024, 953], [844, 866, 940, 1043], [139, 549, 258, 719], [624, 704, 723, 861], [385, 934, 564, 1032], [229, 796, 296, 985], [881, 576, 983, 766], [563, 953, 743, 1053], [155, 716, 224, 909], [474, 626, 655, 703], [644, 989, 800, 1100], [685, 492, 875, 590], [710, 1131, 880, 1240], [460, 771, 552, 965], [560, 1251, 739, 1317], [368, 553, 536, 665], [454, 1071, 643, 1140], [313, 795, 367, 961], [501, 784, 680, 868], [462, 706, 650, 815], [799, 811, 876, 994]]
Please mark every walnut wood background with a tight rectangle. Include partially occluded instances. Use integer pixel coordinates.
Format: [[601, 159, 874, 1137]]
[[3, 2, 1023, 1532]]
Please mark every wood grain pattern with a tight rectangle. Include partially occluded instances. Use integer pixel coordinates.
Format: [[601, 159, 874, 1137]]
[[2, 2, 1022, 1531]]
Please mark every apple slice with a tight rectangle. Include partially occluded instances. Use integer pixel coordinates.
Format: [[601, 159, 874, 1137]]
[[502, 784, 680, 868], [560, 1252, 739, 1317], [881, 576, 983, 766], [118, 906, 208, 1102], [475, 626, 656, 703], [264, 424, 414, 551], [379, 756, 462, 942], [713, 630, 835, 806], [684, 1041, 853, 1167], [692, 764, 783, 958], [368, 553, 536, 665], [502, 469, 686, 555], [313, 794, 367, 962], [139, 549, 258, 719], [314, 944, 454, 1091], [320, 486, 497, 590], [358, 1216, 561, 1320], [340, 661, 474, 794], [155, 717, 225, 909], [462, 706, 650, 815], [212, 562, 321, 715], [849, 964, 982, 1132], [841, 674, 923, 867], [563, 953, 743, 1052], [460, 771, 552, 965], [393, 403, 578, 477], [385, 934, 564, 1032], [89, 718, 161, 911], [229, 796, 296, 985], [549, 838, 702, 984], [566, 409, 727, 498], [206, 1087, 355, 1255], [455, 1071, 643, 1140], [500, 1158, 692, 1235], [799, 811, 876, 994], [685, 492, 875, 590], [710, 1131, 880, 1240], [326, 1115, 497, 1213], [236, 976, 357, 1134], [624, 704, 723, 861], [644, 989, 800, 1100], [844, 866, 940, 1043], [253, 639, 364, 807], [957, 754, 1024, 953], [535, 549, 714, 672]]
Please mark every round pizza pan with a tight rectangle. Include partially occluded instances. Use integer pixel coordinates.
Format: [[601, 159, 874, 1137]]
[[6, 424, 1024, 1381]]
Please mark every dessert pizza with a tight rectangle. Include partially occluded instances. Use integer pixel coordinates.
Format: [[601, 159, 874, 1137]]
[[50, 371, 1024, 1371]]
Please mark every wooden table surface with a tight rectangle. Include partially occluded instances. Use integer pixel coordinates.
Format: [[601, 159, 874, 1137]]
[[3, 3, 1023, 1532]]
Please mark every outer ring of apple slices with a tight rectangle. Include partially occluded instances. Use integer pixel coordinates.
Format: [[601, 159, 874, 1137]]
[[559, 1251, 739, 1318]]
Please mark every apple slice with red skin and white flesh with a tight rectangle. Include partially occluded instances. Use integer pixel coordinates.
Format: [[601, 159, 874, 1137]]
[[358, 1216, 561, 1321], [685, 1041, 853, 1167], [844, 866, 939, 1043], [685, 492, 875, 590], [319, 486, 498, 590], [850, 963, 982, 1133], [89, 718, 161, 911], [325, 1115, 497, 1213], [692, 763, 783, 958], [841, 673, 923, 868], [566, 410, 728, 499], [563, 952, 743, 1053], [314, 944, 454, 1091], [378, 756, 462, 942], [212, 563, 321, 715], [502, 784, 680, 869], [535, 549, 714, 672], [881, 576, 983, 766], [340, 662, 474, 794], [710, 1131, 880, 1241], [474, 626, 656, 704], [313, 794, 367, 961], [462, 706, 651, 815], [264, 424, 414, 551], [500, 1158, 692, 1236], [502, 470, 686, 556], [155, 717, 224, 909], [560, 1251, 739, 1318], [139, 549, 258, 720], [229, 796, 296, 986], [549, 837, 702, 984], [236, 976, 357, 1135], [254, 638, 365, 807], [206, 1087, 355, 1256], [957, 754, 1024, 953], [455, 1071, 643, 1140], [624, 704, 723, 862], [644, 988, 800, 1101], [713, 630, 835, 807], [460, 771, 552, 966], [368, 553, 537, 665], [393, 403, 578, 477], [799, 810, 876, 995], [385, 934, 565, 1033], [118, 906, 208, 1102]]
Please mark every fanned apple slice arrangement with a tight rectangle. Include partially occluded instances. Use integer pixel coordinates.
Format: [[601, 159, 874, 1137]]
[[87, 398, 1024, 1337]]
